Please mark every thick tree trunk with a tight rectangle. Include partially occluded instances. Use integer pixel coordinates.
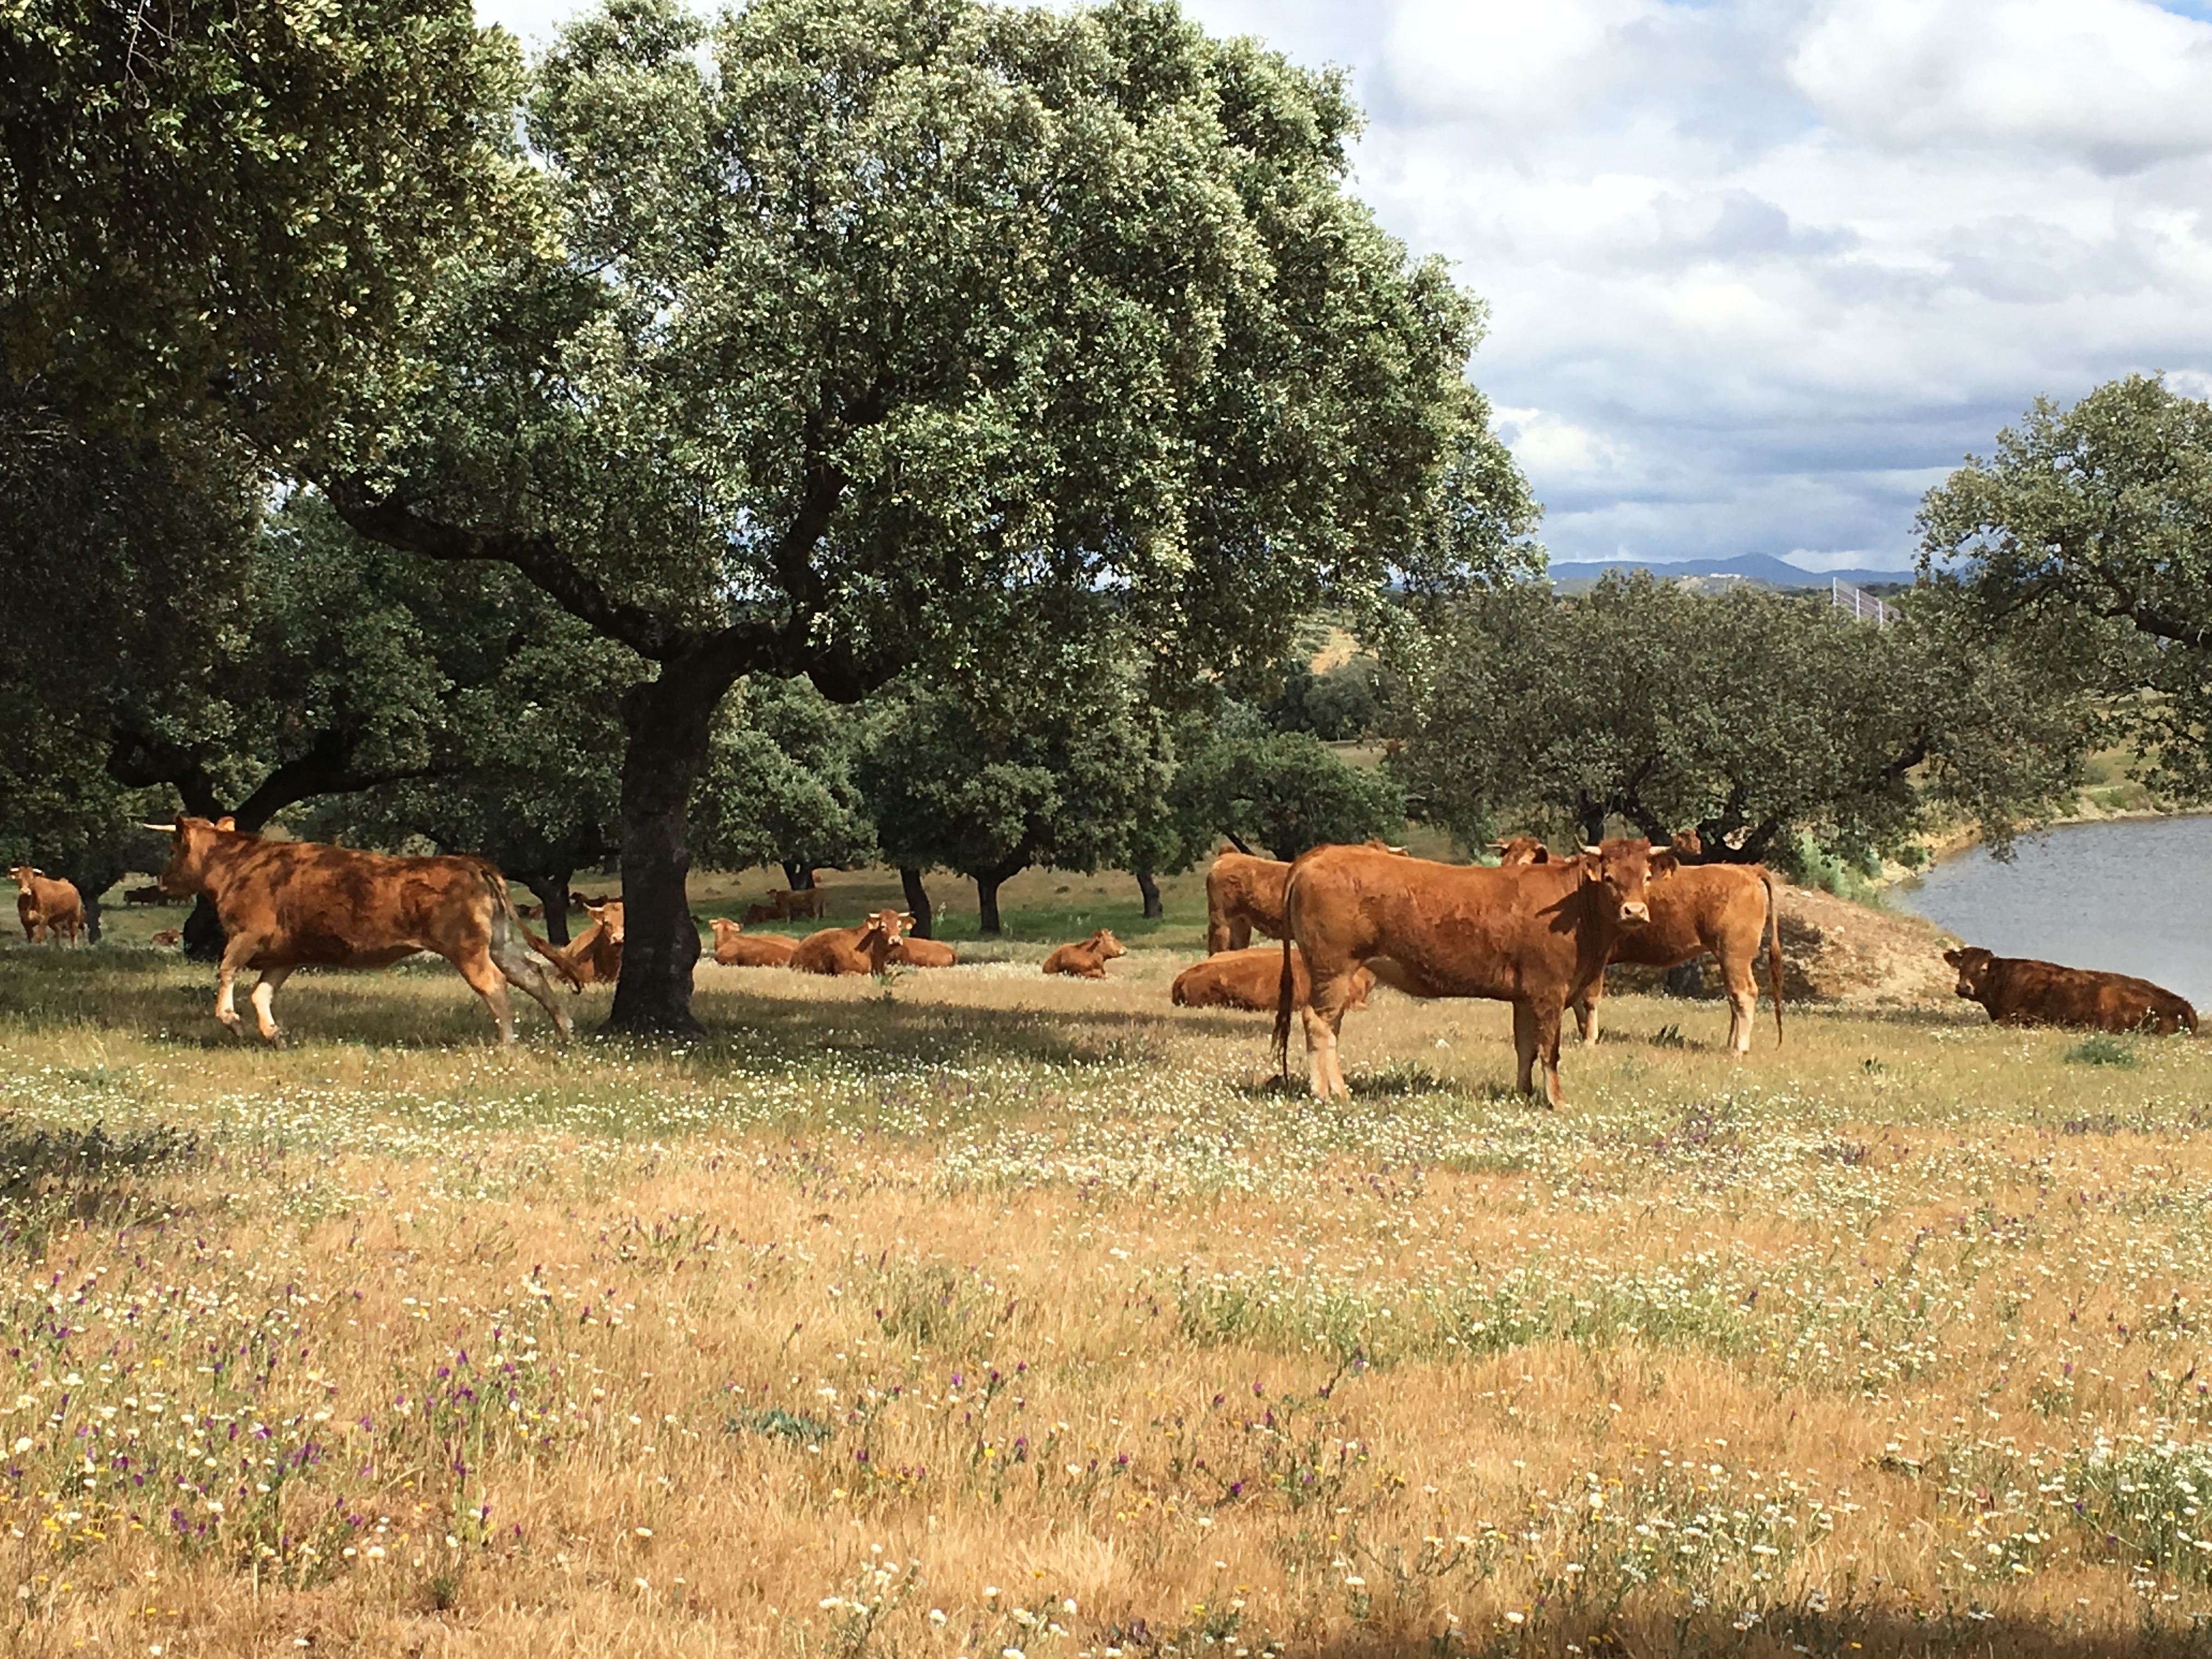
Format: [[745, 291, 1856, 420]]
[[182, 896, 224, 960], [1136, 870, 1163, 920], [900, 868, 934, 940], [974, 857, 1026, 937], [607, 664, 729, 1037], [1579, 804, 1607, 848], [521, 871, 574, 946], [78, 891, 103, 945], [781, 861, 815, 891]]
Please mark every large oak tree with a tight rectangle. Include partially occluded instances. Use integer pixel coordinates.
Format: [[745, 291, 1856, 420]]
[[327, 0, 1534, 1034]]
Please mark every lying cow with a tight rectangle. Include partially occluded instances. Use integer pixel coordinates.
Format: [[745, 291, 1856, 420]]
[[1277, 838, 1675, 1106], [1944, 946, 2196, 1035], [145, 816, 576, 1045], [530, 899, 623, 986], [789, 911, 910, 977], [708, 917, 799, 967], [1172, 946, 1371, 1013], [741, 901, 787, 925], [888, 935, 957, 968], [1494, 832, 1782, 1052], [1043, 928, 1126, 978], [9, 867, 83, 945], [151, 928, 182, 946]]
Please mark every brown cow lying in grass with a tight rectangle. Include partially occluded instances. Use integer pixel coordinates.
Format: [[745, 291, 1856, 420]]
[[708, 917, 799, 967], [10, 867, 83, 945], [1944, 946, 2196, 1035], [888, 936, 957, 968], [1042, 929, 1125, 978], [1172, 946, 1370, 1013], [147, 816, 575, 1045], [790, 911, 910, 977], [529, 900, 623, 986]]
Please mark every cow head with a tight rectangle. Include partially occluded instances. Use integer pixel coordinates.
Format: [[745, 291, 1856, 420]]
[[709, 917, 742, 940], [1943, 946, 1994, 1000], [6, 865, 37, 892], [1091, 928, 1126, 960], [141, 816, 238, 897], [1491, 836, 1552, 867], [583, 899, 625, 944], [1575, 837, 1677, 928]]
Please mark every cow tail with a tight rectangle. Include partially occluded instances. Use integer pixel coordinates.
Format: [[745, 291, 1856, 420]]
[[1272, 872, 1299, 1083], [483, 866, 584, 991], [1762, 867, 1784, 1043]]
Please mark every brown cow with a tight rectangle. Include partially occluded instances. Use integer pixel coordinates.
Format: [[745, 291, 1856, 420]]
[[123, 883, 168, 906], [1172, 946, 1372, 1013], [772, 887, 827, 920], [708, 917, 800, 967], [9, 867, 83, 945], [742, 901, 787, 925], [1276, 838, 1675, 1106], [887, 935, 958, 968], [1494, 834, 1781, 1052], [1204, 852, 1289, 954], [529, 899, 623, 986], [1042, 928, 1126, 978], [151, 928, 182, 946], [789, 911, 910, 977], [144, 816, 575, 1045], [1944, 946, 2196, 1035]]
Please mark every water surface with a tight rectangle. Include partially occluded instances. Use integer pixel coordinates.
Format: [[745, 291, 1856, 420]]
[[1900, 815, 2212, 1005]]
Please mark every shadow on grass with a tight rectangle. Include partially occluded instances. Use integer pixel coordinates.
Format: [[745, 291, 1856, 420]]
[[1307, 1608, 2211, 1659], [0, 1121, 202, 1254]]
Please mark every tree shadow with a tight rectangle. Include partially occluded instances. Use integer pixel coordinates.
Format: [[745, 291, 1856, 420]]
[[0, 1121, 204, 1255]]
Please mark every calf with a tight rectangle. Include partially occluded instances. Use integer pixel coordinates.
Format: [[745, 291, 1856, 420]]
[[1172, 946, 1370, 1013], [708, 917, 800, 967], [151, 928, 182, 946], [789, 911, 910, 977], [531, 899, 623, 986], [9, 867, 83, 945], [1278, 838, 1674, 1106], [1944, 946, 2195, 1035], [145, 816, 575, 1045], [887, 935, 957, 968], [1495, 833, 1782, 1052], [1042, 928, 1126, 978]]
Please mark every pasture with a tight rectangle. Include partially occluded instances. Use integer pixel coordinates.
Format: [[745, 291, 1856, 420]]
[[2, 908, 2210, 1657]]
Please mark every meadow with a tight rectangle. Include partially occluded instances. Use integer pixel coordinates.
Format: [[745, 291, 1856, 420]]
[[5, 872, 2212, 1656]]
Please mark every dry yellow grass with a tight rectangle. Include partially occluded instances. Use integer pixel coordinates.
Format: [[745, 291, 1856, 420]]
[[1, 934, 2208, 1657]]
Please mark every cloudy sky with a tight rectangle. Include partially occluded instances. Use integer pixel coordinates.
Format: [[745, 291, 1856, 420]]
[[477, 0, 2212, 571]]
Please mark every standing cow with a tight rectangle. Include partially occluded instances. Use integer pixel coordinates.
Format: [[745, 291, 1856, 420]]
[[1277, 839, 1675, 1106], [1494, 834, 1782, 1051], [146, 817, 576, 1045], [9, 867, 83, 945]]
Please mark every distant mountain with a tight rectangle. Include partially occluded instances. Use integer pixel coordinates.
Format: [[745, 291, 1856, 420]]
[[1545, 552, 1916, 592]]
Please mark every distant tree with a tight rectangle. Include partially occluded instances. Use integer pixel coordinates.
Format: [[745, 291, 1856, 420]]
[[323, 0, 1536, 1032], [692, 678, 877, 893], [1920, 373, 2212, 799], [859, 648, 1170, 935], [1399, 573, 2089, 863], [1173, 713, 1404, 862], [1263, 656, 1383, 742]]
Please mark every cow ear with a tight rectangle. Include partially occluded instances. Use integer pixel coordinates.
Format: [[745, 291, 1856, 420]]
[[1942, 949, 1961, 966], [213, 815, 236, 832], [1649, 850, 1679, 878]]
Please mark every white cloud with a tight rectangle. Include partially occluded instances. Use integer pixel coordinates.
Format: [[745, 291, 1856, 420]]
[[1790, 0, 2212, 172], [1385, 0, 1658, 116]]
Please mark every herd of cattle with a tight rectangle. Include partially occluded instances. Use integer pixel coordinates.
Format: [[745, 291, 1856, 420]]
[[2, 820, 2198, 1093]]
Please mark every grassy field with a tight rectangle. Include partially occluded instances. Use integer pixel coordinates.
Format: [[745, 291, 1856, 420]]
[[4, 887, 2212, 1657]]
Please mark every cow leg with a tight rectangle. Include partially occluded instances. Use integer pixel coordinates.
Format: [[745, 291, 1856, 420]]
[[484, 936, 575, 1043], [1537, 1004, 1565, 1107], [213, 937, 258, 1036], [453, 950, 521, 1044], [249, 967, 294, 1046], [1720, 953, 1758, 1054], [1512, 999, 1538, 1094], [1297, 1004, 1338, 1100], [1573, 987, 1600, 1046]]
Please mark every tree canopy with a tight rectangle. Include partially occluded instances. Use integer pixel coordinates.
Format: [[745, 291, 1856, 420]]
[[1397, 573, 2088, 864], [321, 0, 1534, 1030]]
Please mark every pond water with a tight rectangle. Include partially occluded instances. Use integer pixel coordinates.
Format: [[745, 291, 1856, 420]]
[[1899, 815, 2212, 1005]]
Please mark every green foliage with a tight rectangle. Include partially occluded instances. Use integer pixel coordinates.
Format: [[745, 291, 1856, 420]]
[[1173, 714, 1404, 861], [1920, 373, 2212, 801], [692, 678, 877, 878], [1264, 656, 1383, 742], [1, 0, 522, 444], [1397, 573, 2089, 861], [2064, 1035, 2138, 1068]]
